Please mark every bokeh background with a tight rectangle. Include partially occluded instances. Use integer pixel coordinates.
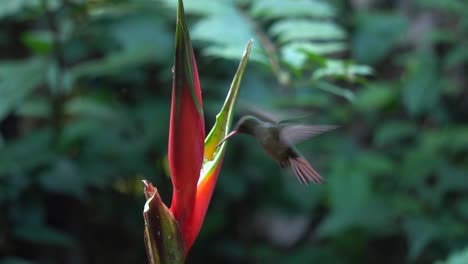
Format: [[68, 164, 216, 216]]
[[1, 0, 467, 263]]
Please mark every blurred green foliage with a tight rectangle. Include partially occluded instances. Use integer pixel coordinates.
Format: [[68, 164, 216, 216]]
[[0, 0, 467, 263]]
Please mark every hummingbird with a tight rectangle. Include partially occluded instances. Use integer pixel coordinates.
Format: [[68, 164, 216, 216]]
[[217, 112, 336, 185]]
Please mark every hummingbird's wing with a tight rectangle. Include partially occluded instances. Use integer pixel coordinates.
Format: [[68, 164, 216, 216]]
[[239, 103, 278, 123], [280, 125, 337, 145], [276, 115, 315, 125], [240, 102, 317, 125], [288, 156, 324, 185]]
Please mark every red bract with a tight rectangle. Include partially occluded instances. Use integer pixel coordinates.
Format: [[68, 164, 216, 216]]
[[168, 7, 205, 244], [143, 0, 252, 261]]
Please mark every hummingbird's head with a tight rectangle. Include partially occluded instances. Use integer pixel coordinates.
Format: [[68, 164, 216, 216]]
[[234, 115, 261, 135], [216, 116, 262, 148]]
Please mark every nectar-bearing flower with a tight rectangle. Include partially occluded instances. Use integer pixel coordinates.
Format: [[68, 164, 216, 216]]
[[142, 0, 252, 263]]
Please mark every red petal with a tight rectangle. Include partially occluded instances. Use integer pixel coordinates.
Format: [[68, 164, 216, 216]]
[[185, 155, 225, 253], [168, 0, 205, 243]]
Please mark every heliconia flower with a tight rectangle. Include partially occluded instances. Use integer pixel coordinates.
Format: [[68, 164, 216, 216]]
[[142, 0, 253, 263]]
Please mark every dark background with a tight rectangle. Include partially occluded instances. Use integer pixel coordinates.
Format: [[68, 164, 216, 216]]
[[1, 0, 467, 263]]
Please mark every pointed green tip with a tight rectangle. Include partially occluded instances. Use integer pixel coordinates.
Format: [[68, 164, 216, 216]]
[[175, 0, 186, 45], [176, 0, 187, 35], [177, 0, 184, 16], [174, 0, 194, 77], [203, 39, 253, 160]]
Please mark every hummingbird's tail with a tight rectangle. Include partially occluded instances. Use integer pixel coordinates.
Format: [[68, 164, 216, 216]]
[[288, 157, 324, 185]]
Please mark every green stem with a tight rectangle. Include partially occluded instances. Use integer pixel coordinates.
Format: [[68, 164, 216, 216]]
[[43, 0, 67, 146]]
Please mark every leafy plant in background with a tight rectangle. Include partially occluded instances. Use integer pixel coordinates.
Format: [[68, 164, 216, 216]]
[[1, 0, 468, 264], [161, 0, 372, 102], [436, 246, 468, 264], [347, 0, 468, 261], [142, 1, 252, 262]]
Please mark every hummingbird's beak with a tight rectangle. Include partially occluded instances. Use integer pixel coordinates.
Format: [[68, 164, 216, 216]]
[[216, 130, 238, 148]]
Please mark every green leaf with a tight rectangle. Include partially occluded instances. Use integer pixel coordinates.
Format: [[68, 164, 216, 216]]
[[21, 30, 53, 54], [403, 217, 441, 260], [280, 42, 346, 70], [68, 49, 156, 82], [0, 58, 48, 121], [318, 155, 394, 237], [356, 151, 394, 175], [402, 50, 441, 116], [161, 0, 267, 64], [416, 0, 467, 14], [191, 13, 266, 63], [314, 81, 356, 102], [353, 13, 407, 64], [88, 1, 161, 18], [109, 16, 172, 62], [374, 121, 417, 146], [251, 0, 335, 19], [0, 129, 53, 176], [438, 165, 468, 194], [38, 159, 87, 200], [435, 246, 468, 264], [354, 82, 397, 112], [14, 97, 50, 118], [313, 59, 373, 82], [270, 20, 346, 43], [161, 0, 228, 15], [445, 43, 468, 68], [294, 41, 347, 56], [0, 0, 60, 19], [65, 97, 117, 120], [318, 156, 372, 236]]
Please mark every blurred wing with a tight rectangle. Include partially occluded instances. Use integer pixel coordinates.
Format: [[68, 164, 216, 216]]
[[280, 125, 337, 144], [289, 156, 324, 185], [239, 103, 278, 123], [239, 102, 320, 125]]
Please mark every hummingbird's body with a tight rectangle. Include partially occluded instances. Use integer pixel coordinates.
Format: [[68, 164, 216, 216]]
[[218, 115, 336, 185], [248, 120, 297, 164]]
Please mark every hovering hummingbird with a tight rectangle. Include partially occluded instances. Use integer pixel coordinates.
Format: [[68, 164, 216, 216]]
[[217, 110, 336, 185]]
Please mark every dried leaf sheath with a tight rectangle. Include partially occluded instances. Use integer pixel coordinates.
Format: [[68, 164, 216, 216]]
[[143, 181, 185, 264]]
